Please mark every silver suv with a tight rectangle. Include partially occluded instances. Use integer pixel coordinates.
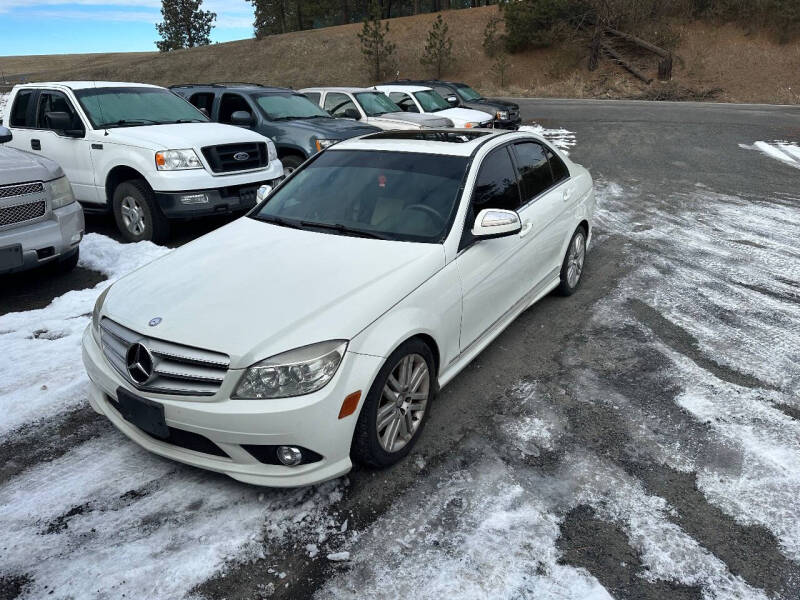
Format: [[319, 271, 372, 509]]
[[0, 126, 84, 275]]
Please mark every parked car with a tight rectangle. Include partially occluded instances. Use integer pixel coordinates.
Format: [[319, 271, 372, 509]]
[[300, 87, 453, 130], [2, 82, 283, 243], [384, 79, 521, 129], [373, 84, 495, 129], [0, 126, 84, 274], [171, 83, 381, 176], [82, 128, 594, 487]]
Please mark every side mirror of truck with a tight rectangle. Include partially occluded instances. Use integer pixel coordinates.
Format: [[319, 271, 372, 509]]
[[230, 111, 253, 127], [0, 126, 11, 144], [343, 108, 361, 120], [446, 95, 459, 106], [45, 112, 85, 138]]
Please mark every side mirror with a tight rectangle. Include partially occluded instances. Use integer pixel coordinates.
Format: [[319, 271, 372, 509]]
[[471, 208, 521, 239], [446, 95, 458, 106], [199, 107, 210, 117], [230, 110, 253, 126], [0, 126, 11, 144], [45, 112, 84, 138], [343, 108, 360, 120], [256, 184, 273, 201]]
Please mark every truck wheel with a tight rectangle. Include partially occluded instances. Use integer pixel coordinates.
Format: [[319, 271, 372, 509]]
[[112, 180, 169, 244], [280, 155, 304, 177]]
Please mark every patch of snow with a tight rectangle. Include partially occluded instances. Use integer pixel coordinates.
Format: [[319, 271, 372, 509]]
[[518, 124, 577, 155], [740, 141, 800, 169], [0, 234, 169, 437], [0, 92, 8, 121], [327, 552, 351, 562]]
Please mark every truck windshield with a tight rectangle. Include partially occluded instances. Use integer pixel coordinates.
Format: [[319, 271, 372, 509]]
[[413, 90, 451, 113], [355, 92, 402, 116], [252, 149, 468, 243], [74, 87, 209, 129], [254, 93, 330, 120], [456, 85, 483, 101]]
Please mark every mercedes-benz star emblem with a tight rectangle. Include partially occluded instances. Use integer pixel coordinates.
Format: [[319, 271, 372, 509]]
[[233, 152, 250, 161], [149, 317, 162, 327], [126, 343, 154, 385]]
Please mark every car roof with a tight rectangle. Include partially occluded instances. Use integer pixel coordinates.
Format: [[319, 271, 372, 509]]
[[14, 81, 162, 90], [374, 84, 432, 93], [329, 129, 530, 157], [299, 87, 379, 94], [170, 83, 294, 93]]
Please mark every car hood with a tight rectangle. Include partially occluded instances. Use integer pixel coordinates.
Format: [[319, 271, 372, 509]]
[[103, 217, 445, 368], [104, 122, 268, 151], [369, 112, 452, 128], [0, 145, 62, 183], [276, 117, 379, 139], [438, 107, 494, 123], [467, 97, 519, 111]]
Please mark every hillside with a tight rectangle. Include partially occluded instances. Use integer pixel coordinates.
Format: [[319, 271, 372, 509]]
[[1, 6, 799, 104]]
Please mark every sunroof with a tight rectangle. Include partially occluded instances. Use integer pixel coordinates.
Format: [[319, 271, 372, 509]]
[[364, 130, 495, 143]]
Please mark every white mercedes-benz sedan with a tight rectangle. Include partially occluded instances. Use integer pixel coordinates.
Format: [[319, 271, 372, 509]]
[[82, 129, 595, 487]]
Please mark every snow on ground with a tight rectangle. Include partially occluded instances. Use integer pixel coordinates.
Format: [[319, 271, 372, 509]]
[[0, 92, 8, 121], [740, 141, 800, 169], [518, 124, 577, 155], [0, 234, 169, 436]]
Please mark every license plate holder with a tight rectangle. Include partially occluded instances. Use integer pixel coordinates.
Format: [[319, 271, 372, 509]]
[[116, 388, 169, 439], [0, 244, 23, 270]]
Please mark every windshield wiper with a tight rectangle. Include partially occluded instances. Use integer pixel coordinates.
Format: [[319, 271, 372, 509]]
[[299, 221, 389, 239], [170, 119, 206, 124], [253, 215, 305, 229], [96, 118, 162, 128]]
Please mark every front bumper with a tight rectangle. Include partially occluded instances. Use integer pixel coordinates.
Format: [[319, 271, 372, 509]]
[[154, 176, 283, 219], [493, 117, 521, 130], [0, 201, 84, 275], [81, 326, 383, 487]]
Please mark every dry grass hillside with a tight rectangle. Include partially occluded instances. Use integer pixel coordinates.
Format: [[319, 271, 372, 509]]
[[2, 6, 799, 104]]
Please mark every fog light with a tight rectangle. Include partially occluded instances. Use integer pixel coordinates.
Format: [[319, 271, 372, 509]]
[[276, 446, 303, 466], [180, 193, 208, 205]]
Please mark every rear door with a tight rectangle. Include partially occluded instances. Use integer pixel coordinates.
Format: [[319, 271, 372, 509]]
[[5, 89, 38, 154]]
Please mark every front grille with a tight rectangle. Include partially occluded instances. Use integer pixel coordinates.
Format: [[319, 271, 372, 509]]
[[0, 200, 46, 227], [0, 182, 44, 199], [202, 142, 268, 173], [100, 318, 230, 396]]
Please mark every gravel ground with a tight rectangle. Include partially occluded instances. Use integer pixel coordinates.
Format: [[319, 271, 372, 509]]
[[0, 99, 798, 600]]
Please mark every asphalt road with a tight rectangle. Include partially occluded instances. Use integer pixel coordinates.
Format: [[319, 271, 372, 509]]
[[1, 99, 799, 600]]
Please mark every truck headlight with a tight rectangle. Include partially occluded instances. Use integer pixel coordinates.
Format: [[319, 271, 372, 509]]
[[496, 110, 509, 120], [49, 176, 76, 209], [233, 340, 347, 399], [92, 286, 111, 332], [155, 149, 203, 171], [267, 140, 278, 162], [314, 139, 339, 152], [464, 122, 480, 129]]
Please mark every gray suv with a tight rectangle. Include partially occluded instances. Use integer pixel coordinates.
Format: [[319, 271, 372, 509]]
[[171, 83, 380, 176], [0, 126, 84, 274]]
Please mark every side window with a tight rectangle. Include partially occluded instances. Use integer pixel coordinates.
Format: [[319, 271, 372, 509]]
[[389, 92, 418, 113], [324, 93, 357, 118], [303, 92, 321, 105], [188, 92, 215, 115], [546, 146, 570, 183], [218, 93, 252, 124], [434, 85, 453, 100], [9, 90, 35, 127], [513, 142, 554, 201], [36, 91, 80, 130], [472, 147, 521, 213]]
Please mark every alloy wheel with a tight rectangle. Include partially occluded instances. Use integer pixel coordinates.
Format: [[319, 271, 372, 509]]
[[566, 231, 586, 288], [120, 196, 146, 236], [376, 353, 430, 453]]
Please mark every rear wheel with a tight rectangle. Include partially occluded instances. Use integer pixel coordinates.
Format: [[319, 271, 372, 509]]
[[556, 227, 587, 296], [351, 339, 435, 468], [112, 180, 169, 244]]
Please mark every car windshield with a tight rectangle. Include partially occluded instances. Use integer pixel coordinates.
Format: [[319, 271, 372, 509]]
[[456, 85, 483, 101], [74, 87, 208, 128], [355, 92, 402, 116], [254, 93, 330, 120], [252, 149, 468, 243], [413, 90, 451, 112]]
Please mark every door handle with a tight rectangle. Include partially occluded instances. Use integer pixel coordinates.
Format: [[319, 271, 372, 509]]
[[562, 187, 573, 201], [31, 139, 41, 151], [519, 221, 533, 238]]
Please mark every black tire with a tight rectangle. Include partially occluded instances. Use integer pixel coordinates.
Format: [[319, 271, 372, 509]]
[[280, 154, 304, 177], [556, 226, 588, 296], [351, 338, 436, 468], [54, 247, 79, 273], [112, 179, 169, 244]]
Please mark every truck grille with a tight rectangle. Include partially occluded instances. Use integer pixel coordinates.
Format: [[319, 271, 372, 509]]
[[0, 200, 46, 227], [100, 318, 230, 396], [202, 142, 268, 173], [0, 182, 44, 199]]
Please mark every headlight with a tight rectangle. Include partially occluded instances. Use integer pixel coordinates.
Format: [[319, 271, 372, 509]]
[[49, 176, 75, 209], [496, 110, 509, 120], [267, 140, 278, 162], [314, 139, 339, 152], [233, 340, 347, 399], [92, 286, 111, 332], [464, 122, 480, 129], [155, 149, 203, 171]]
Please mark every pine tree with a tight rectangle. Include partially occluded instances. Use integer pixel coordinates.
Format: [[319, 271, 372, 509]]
[[156, 0, 216, 52], [420, 14, 453, 78], [358, 4, 396, 82]]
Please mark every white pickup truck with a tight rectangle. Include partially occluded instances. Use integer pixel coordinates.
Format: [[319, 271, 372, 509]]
[[2, 82, 283, 243]]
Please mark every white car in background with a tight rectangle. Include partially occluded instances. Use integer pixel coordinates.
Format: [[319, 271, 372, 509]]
[[300, 87, 453, 130], [374, 84, 495, 129], [82, 128, 594, 487]]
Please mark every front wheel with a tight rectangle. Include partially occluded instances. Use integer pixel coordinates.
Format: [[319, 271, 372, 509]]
[[351, 339, 436, 468], [112, 180, 169, 244], [556, 227, 587, 296], [280, 155, 304, 178]]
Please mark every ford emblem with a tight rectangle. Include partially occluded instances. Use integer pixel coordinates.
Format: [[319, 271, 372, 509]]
[[149, 317, 162, 327], [233, 152, 250, 161]]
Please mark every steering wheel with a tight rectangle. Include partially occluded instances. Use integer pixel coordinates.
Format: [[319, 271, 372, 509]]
[[404, 204, 445, 228]]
